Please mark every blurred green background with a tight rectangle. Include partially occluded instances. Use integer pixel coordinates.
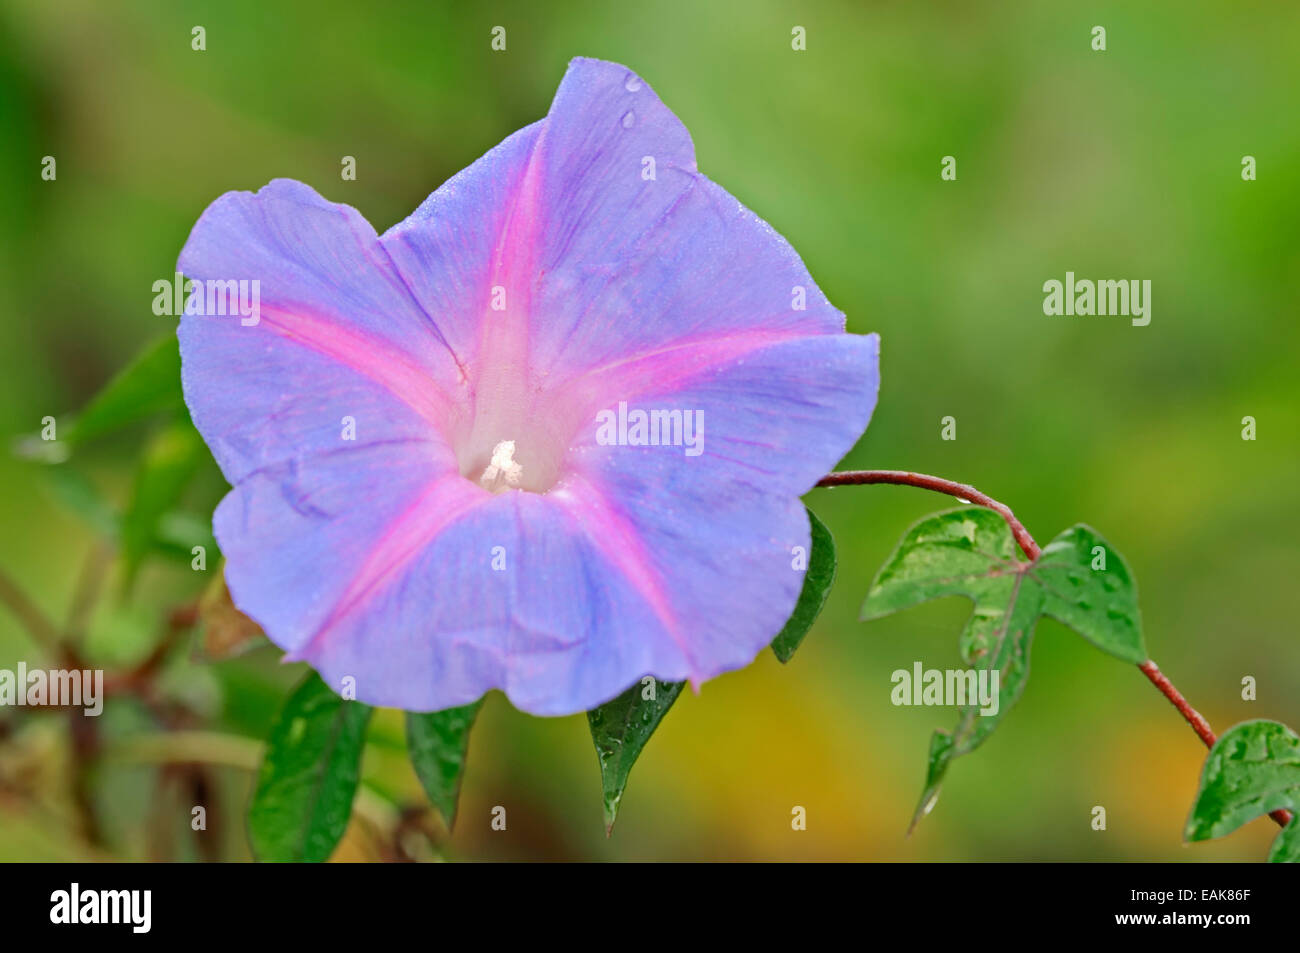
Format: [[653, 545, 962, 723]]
[[1, 0, 1297, 861]]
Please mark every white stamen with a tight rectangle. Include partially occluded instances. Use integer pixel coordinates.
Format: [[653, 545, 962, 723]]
[[480, 440, 524, 490]]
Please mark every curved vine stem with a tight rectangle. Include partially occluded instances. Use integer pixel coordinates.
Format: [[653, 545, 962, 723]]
[[817, 469, 1043, 560], [817, 469, 1293, 831]]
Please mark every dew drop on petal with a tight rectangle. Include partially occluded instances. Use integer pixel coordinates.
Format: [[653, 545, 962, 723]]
[[624, 72, 642, 92], [621, 109, 636, 129]]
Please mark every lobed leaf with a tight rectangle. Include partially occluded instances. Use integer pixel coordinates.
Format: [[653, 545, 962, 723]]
[[861, 508, 1147, 828], [1185, 719, 1300, 863], [1033, 525, 1144, 664]]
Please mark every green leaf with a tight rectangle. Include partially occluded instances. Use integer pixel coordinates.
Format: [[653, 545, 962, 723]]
[[1185, 719, 1300, 862], [587, 677, 685, 833], [771, 507, 836, 663], [406, 700, 483, 828], [154, 510, 218, 561], [586, 505, 835, 831], [248, 673, 373, 862], [914, 731, 956, 832], [1033, 524, 1145, 663], [39, 466, 120, 539], [120, 422, 206, 588], [861, 508, 1147, 828], [67, 334, 184, 446], [37, 461, 217, 565]]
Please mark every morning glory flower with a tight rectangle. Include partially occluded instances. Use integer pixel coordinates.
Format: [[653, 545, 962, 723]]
[[177, 57, 880, 716]]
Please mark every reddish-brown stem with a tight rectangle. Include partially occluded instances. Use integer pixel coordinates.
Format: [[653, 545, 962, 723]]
[[817, 469, 1042, 559], [1138, 660, 1293, 828], [1136, 660, 1217, 749], [818, 468, 1293, 831]]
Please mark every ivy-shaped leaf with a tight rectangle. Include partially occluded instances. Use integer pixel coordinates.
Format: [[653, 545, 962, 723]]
[[587, 678, 685, 833], [406, 700, 483, 829], [1186, 719, 1300, 863], [771, 507, 836, 663], [248, 673, 373, 862], [861, 508, 1147, 828]]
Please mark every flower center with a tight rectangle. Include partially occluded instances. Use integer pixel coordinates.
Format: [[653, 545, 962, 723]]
[[478, 440, 524, 492], [456, 420, 568, 495], [452, 367, 575, 495]]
